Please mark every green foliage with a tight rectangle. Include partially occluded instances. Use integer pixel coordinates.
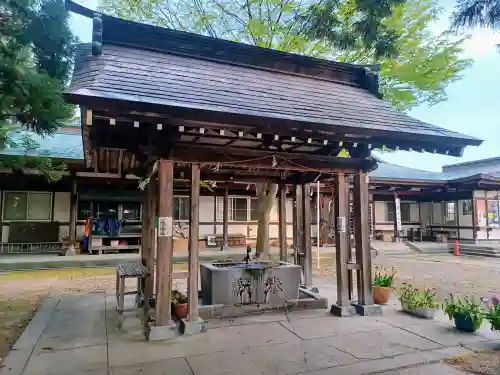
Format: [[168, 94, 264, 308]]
[[398, 284, 439, 310], [172, 290, 188, 304], [99, 0, 471, 111], [452, 0, 500, 32], [484, 303, 500, 331], [443, 294, 483, 330], [0, 0, 75, 181], [372, 266, 396, 287]]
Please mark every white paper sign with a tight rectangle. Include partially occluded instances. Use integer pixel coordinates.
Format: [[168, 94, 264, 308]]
[[337, 216, 346, 233], [158, 216, 173, 237], [394, 198, 402, 231]]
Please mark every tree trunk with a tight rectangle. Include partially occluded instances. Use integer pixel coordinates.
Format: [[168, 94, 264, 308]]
[[255, 182, 278, 259]]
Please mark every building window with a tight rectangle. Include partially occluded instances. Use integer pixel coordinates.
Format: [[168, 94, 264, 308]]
[[216, 196, 249, 222], [387, 202, 395, 222], [78, 200, 92, 220], [250, 198, 259, 221], [232, 197, 248, 221], [487, 200, 500, 227], [3, 192, 52, 221], [445, 202, 456, 222], [173, 196, 190, 221], [122, 203, 141, 221], [94, 202, 118, 219], [386, 202, 410, 222], [463, 200, 473, 215], [386, 202, 411, 223]]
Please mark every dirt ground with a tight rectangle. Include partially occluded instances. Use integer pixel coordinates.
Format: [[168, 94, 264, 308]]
[[313, 253, 500, 303], [446, 351, 500, 375]]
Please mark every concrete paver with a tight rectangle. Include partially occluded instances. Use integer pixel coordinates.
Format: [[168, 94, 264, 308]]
[[109, 358, 193, 375], [402, 321, 492, 347]]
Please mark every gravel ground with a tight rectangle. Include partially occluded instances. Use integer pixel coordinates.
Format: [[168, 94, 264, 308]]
[[313, 253, 500, 303]]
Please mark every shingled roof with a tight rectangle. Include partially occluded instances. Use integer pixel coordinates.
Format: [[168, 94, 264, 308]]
[[65, 2, 481, 157]]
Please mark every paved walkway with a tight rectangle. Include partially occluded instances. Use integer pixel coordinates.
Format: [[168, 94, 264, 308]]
[[3, 288, 500, 375]]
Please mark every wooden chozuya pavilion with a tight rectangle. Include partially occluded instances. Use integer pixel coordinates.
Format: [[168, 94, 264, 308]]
[[65, 1, 480, 340]]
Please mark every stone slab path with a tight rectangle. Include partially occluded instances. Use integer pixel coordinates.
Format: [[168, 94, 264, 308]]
[[2, 293, 500, 375]]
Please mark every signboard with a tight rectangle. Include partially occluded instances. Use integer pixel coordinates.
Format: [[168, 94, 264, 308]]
[[337, 216, 346, 233], [394, 198, 402, 231], [158, 216, 172, 237]]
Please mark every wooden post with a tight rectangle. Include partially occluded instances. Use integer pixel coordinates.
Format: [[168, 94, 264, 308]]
[[294, 185, 303, 268], [301, 183, 312, 287], [393, 192, 401, 242], [330, 173, 355, 316], [278, 184, 287, 261], [143, 175, 157, 327], [353, 171, 380, 316], [221, 188, 229, 250], [141, 187, 150, 325], [472, 197, 478, 243], [188, 163, 200, 321], [68, 177, 77, 246], [292, 185, 299, 264], [156, 160, 174, 326]]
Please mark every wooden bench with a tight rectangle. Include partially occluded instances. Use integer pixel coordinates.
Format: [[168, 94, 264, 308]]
[[116, 262, 150, 327]]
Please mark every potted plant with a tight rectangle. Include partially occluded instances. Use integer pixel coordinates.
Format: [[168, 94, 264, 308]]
[[443, 294, 483, 332], [482, 296, 500, 332], [372, 266, 396, 304], [172, 290, 188, 319], [398, 284, 439, 319]]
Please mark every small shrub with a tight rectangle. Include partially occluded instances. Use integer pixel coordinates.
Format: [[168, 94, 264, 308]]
[[373, 266, 396, 288], [398, 284, 439, 310], [172, 290, 188, 304], [443, 294, 483, 331], [482, 296, 500, 331]]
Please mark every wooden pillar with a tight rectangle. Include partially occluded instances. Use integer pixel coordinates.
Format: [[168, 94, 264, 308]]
[[68, 177, 77, 245], [143, 176, 156, 326], [472, 196, 478, 243], [188, 163, 200, 321], [301, 183, 312, 287], [294, 184, 303, 267], [330, 173, 355, 316], [278, 184, 287, 261], [393, 192, 401, 242], [221, 188, 229, 250], [156, 160, 174, 326], [353, 171, 380, 315]]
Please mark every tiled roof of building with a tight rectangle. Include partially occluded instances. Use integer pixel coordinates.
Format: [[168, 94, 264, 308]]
[[1, 128, 84, 161], [368, 162, 445, 182]]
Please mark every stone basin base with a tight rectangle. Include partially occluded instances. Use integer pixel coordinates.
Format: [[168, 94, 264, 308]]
[[198, 288, 328, 320], [201, 261, 302, 306]]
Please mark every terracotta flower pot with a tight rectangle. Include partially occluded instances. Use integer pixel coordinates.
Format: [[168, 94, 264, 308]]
[[373, 286, 392, 305], [175, 303, 188, 319]]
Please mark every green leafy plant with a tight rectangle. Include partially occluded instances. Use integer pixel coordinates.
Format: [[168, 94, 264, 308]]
[[398, 284, 439, 310], [443, 294, 483, 331], [482, 296, 500, 331], [171, 290, 188, 304], [373, 266, 396, 288]]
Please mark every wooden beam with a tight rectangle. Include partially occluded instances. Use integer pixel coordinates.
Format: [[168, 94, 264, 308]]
[[188, 163, 201, 321], [301, 183, 313, 287], [333, 173, 351, 308], [221, 188, 229, 250], [278, 183, 287, 261], [156, 160, 174, 326], [353, 172, 373, 306]]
